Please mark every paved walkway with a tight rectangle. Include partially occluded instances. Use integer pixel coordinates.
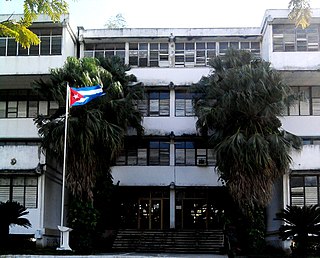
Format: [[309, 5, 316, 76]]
[[1, 253, 228, 258]]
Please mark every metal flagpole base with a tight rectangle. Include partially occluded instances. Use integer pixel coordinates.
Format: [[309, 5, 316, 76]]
[[57, 226, 73, 251]]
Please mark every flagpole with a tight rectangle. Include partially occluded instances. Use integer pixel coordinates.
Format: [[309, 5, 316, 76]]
[[57, 83, 72, 251]]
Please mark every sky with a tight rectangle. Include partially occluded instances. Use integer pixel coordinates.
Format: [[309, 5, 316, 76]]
[[2, 0, 320, 29]]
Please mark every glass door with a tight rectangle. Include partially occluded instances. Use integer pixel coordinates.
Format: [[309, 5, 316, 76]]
[[138, 198, 169, 229]]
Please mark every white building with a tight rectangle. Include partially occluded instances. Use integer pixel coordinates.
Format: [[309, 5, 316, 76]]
[[0, 13, 77, 246], [1, 9, 320, 252]]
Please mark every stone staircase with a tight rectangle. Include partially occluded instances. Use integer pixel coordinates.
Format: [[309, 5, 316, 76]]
[[112, 229, 225, 254]]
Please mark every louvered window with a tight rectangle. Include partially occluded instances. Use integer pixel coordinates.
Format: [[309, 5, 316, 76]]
[[115, 139, 169, 166], [129, 42, 169, 67], [84, 43, 125, 62], [273, 24, 320, 52], [291, 174, 320, 207], [0, 90, 60, 118], [175, 42, 219, 67], [0, 176, 38, 208], [175, 141, 215, 166], [175, 91, 195, 117], [138, 91, 170, 117]]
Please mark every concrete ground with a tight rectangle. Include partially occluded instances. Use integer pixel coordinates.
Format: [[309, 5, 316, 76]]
[[99, 253, 228, 257], [1, 253, 228, 258]]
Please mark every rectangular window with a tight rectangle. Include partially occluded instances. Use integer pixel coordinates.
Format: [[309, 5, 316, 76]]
[[175, 141, 215, 166], [0, 38, 6, 56], [17, 101, 27, 117], [85, 43, 125, 62], [287, 86, 320, 116], [29, 44, 40, 56], [0, 90, 58, 118], [207, 42, 216, 64], [273, 24, 320, 52], [40, 36, 50, 55], [7, 38, 17, 56], [129, 42, 169, 67], [149, 43, 169, 67], [0, 28, 62, 56], [0, 176, 38, 208], [312, 86, 320, 115], [149, 141, 170, 165], [115, 139, 169, 166], [138, 91, 170, 117], [290, 174, 320, 207], [175, 41, 220, 67], [0, 102, 6, 117], [219, 42, 229, 55], [289, 86, 310, 115], [51, 36, 62, 55], [18, 44, 29, 56], [175, 91, 195, 116]]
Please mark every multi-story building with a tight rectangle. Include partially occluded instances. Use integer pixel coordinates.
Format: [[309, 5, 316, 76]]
[[0, 13, 77, 246], [1, 8, 320, 251]]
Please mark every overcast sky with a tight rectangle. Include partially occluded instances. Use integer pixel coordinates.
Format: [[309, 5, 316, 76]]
[[2, 0, 320, 29]]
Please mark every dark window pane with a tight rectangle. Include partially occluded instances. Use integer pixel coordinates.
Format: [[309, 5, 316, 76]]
[[0, 38, 6, 56], [51, 36, 62, 55], [40, 36, 50, 55], [7, 38, 17, 56]]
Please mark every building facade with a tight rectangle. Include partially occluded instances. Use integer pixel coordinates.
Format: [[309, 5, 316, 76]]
[[0, 13, 77, 246], [1, 9, 320, 250]]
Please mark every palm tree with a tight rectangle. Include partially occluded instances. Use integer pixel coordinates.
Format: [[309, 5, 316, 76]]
[[193, 49, 302, 210], [275, 205, 320, 255], [33, 56, 144, 201], [288, 0, 312, 29], [33, 56, 144, 251], [0, 201, 31, 248]]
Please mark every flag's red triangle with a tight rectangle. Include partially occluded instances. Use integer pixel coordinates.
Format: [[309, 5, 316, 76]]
[[69, 88, 84, 106]]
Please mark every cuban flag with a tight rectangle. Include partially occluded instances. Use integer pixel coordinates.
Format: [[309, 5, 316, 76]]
[[69, 85, 105, 107]]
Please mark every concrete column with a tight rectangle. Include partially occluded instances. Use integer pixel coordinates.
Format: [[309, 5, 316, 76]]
[[125, 42, 130, 65], [169, 184, 175, 229]]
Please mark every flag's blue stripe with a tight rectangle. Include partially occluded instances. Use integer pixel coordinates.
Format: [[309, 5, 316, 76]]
[[71, 85, 105, 106]]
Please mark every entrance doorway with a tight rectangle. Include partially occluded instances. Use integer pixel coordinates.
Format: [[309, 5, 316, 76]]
[[138, 198, 169, 229]]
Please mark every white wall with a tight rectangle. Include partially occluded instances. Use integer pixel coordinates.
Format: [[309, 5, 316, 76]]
[[0, 145, 44, 235], [0, 56, 68, 75], [290, 145, 320, 170], [130, 67, 211, 86], [270, 52, 320, 70], [281, 116, 320, 136], [112, 165, 221, 187], [143, 117, 197, 135], [0, 15, 76, 75], [0, 145, 40, 169], [0, 119, 39, 138]]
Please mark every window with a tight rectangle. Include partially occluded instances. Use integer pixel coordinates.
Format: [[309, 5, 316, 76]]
[[0, 27, 62, 56], [175, 141, 215, 166], [129, 42, 169, 67], [286, 86, 320, 116], [218, 41, 260, 56], [0, 89, 60, 118], [138, 91, 170, 117], [149, 141, 170, 165], [84, 43, 125, 62], [302, 137, 320, 145], [175, 91, 195, 116], [290, 174, 320, 207], [0, 176, 38, 208], [175, 42, 217, 67], [116, 139, 170, 166], [273, 24, 320, 52], [150, 43, 169, 67]]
